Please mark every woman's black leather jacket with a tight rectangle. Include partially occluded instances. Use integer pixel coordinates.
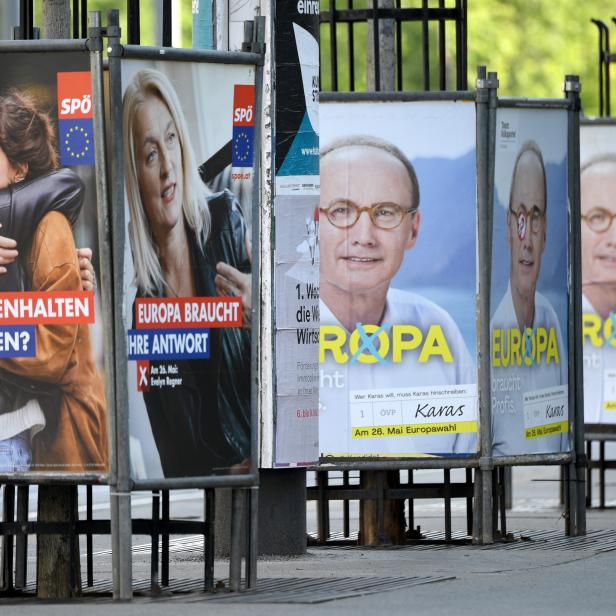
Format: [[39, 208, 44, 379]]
[[0, 168, 85, 413], [135, 189, 251, 477], [0, 168, 84, 292]]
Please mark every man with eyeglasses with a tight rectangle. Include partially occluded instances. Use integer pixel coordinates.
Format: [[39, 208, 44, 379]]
[[580, 154, 616, 424], [319, 135, 476, 457], [491, 141, 567, 455]]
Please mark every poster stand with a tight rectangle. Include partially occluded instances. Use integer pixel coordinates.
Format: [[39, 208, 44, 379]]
[[314, 68, 586, 545], [1, 8, 264, 600], [578, 114, 616, 509], [105, 9, 263, 599]]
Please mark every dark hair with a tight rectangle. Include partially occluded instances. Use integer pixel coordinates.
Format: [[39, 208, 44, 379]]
[[0, 90, 58, 181], [509, 140, 547, 213], [321, 134, 420, 210]]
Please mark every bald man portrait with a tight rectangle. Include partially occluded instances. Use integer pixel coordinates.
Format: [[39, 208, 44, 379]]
[[580, 154, 616, 424], [490, 141, 568, 456], [319, 135, 477, 457]]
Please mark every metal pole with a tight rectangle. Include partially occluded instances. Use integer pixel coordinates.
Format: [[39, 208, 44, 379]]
[[204, 489, 215, 592], [465, 469, 473, 536], [106, 7, 134, 600], [229, 488, 243, 592], [565, 74, 586, 536], [14, 486, 28, 588], [127, 0, 140, 44], [88, 9, 126, 600], [88, 11, 115, 595], [2, 485, 15, 591], [161, 490, 169, 586], [444, 469, 451, 542], [245, 486, 258, 589], [162, 0, 172, 47], [150, 491, 160, 592], [475, 66, 498, 545], [86, 484, 93, 587]]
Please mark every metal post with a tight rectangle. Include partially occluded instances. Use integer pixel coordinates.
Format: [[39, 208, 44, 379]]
[[491, 468, 498, 536], [475, 66, 498, 544], [504, 466, 513, 509], [161, 490, 169, 586], [80, 0, 86, 38], [371, 0, 380, 90], [329, 0, 338, 91], [245, 486, 258, 589], [565, 74, 586, 536], [421, 0, 430, 90], [498, 467, 507, 535], [444, 469, 451, 542], [14, 486, 28, 589], [19, 0, 34, 40], [343, 471, 350, 538], [229, 488, 243, 592], [317, 471, 329, 542], [86, 485, 93, 587], [204, 489, 215, 592], [150, 491, 160, 592], [68, 487, 78, 595], [127, 0, 140, 44], [1, 485, 15, 591], [586, 440, 592, 507], [437, 0, 446, 90], [162, 0, 172, 47], [408, 469, 415, 534], [599, 441, 606, 509], [376, 472, 385, 543], [465, 469, 473, 536], [105, 7, 134, 600]]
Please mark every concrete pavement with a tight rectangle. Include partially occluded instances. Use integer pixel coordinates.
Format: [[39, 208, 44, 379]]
[[1, 464, 615, 614]]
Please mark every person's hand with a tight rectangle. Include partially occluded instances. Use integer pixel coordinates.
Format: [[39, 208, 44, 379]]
[[215, 262, 252, 329], [76, 247, 96, 292], [0, 224, 18, 275]]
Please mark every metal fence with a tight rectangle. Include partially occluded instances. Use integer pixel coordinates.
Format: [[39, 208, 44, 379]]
[[320, 0, 467, 92]]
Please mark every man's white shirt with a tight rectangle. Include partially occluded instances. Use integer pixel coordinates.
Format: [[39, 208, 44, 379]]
[[490, 283, 569, 455], [319, 288, 478, 456]]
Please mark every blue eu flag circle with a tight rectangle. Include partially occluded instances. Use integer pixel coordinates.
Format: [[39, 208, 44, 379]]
[[232, 126, 254, 167], [59, 119, 95, 166]]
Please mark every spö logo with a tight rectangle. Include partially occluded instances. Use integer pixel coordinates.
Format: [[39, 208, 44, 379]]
[[57, 71, 95, 166], [232, 84, 255, 168]]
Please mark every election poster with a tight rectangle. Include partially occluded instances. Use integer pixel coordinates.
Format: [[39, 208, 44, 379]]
[[319, 100, 478, 459], [491, 108, 570, 456], [0, 51, 109, 475], [580, 121, 616, 425], [274, 0, 319, 195], [120, 59, 256, 479], [274, 195, 319, 466]]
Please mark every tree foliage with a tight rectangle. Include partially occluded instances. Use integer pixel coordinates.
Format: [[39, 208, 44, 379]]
[[321, 0, 616, 115], [32, 0, 616, 115], [469, 0, 616, 116]]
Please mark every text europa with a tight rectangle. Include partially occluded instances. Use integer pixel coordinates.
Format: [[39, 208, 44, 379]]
[[491, 326, 560, 367], [583, 313, 616, 348], [319, 324, 454, 364]]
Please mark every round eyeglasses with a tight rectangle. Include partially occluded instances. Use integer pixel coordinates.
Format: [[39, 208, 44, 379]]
[[320, 200, 418, 230], [582, 208, 616, 233], [508, 204, 546, 234]]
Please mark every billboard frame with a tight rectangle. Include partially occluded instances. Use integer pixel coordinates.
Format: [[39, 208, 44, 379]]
[[107, 43, 262, 493], [315, 71, 586, 542], [578, 114, 616, 509], [104, 10, 264, 598], [0, 37, 114, 486], [318, 87, 482, 472]]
